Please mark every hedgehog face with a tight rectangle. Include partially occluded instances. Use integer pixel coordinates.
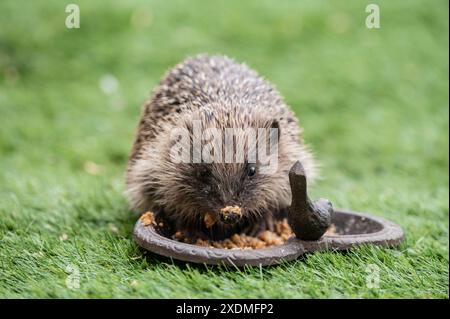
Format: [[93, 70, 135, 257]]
[[156, 109, 287, 228], [189, 162, 276, 225], [151, 158, 290, 232], [125, 105, 316, 234], [126, 135, 290, 231]]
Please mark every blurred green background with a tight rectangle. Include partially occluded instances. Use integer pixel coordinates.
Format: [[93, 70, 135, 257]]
[[0, 0, 448, 298]]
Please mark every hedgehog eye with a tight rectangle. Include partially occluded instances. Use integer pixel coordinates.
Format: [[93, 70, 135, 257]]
[[247, 165, 257, 177]]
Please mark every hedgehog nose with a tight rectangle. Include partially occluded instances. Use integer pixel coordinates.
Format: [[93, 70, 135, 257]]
[[219, 205, 242, 225]]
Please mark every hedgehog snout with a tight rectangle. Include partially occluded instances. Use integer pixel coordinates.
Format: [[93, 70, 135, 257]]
[[218, 205, 243, 225]]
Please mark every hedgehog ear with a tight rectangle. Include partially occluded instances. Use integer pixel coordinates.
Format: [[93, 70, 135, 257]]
[[271, 119, 279, 129], [270, 119, 280, 141]]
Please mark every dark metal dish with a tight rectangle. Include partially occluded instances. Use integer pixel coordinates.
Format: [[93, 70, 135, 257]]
[[133, 209, 405, 266]]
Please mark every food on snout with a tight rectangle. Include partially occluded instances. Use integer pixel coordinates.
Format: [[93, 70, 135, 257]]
[[221, 206, 242, 215], [219, 205, 242, 224]]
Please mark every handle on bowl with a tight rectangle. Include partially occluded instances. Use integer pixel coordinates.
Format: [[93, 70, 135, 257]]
[[288, 161, 333, 240]]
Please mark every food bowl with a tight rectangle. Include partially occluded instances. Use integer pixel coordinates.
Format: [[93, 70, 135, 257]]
[[133, 209, 405, 266]]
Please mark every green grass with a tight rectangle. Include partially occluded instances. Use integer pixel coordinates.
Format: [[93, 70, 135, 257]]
[[0, 0, 448, 298]]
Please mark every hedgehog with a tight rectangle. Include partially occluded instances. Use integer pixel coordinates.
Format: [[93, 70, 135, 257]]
[[126, 54, 317, 240]]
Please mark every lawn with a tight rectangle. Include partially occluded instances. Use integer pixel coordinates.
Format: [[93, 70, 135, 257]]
[[0, 0, 448, 298]]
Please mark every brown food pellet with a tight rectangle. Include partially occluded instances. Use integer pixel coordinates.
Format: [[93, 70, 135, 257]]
[[170, 219, 338, 249], [140, 211, 156, 227], [204, 212, 217, 228], [173, 231, 184, 240], [324, 224, 337, 236]]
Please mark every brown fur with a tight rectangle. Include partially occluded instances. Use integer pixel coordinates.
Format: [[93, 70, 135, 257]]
[[126, 54, 316, 239]]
